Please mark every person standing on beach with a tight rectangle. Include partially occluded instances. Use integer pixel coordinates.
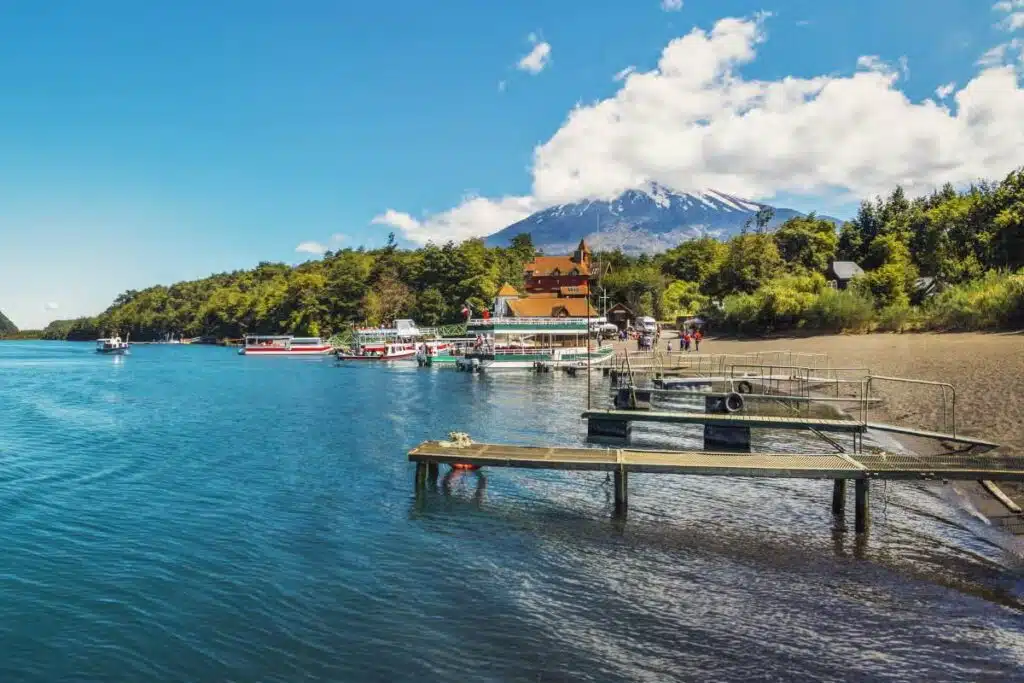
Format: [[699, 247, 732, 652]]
[[694, 329, 702, 352]]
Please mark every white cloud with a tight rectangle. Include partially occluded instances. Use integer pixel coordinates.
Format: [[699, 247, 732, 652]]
[[795, 20, 812, 27], [935, 82, 956, 98], [856, 55, 890, 73], [994, 1, 1024, 30], [1004, 13, 1024, 30], [372, 196, 537, 245], [498, 80, 507, 91], [377, 15, 1024, 243], [44, 302, 58, 311], [977, 39, 1022, 67], [613, 66, 636, 81], [517, 34, 552, 74], [661, 0, 684, 10], [329, 233, 346, 246], [295, 241, 328, 255]]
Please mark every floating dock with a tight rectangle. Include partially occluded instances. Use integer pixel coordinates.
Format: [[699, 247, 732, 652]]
[[581, 409, 866, 433]]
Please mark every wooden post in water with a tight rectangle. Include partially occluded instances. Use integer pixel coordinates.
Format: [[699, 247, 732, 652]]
[[427, 462, 439, 483], [613, 467, 629, 512], [415, 462, 428, 490], [831, 480, 847, 516], [854, 479, 871, 533]]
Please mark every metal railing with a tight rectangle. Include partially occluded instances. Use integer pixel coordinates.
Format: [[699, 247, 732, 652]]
[[862, 375, 956, 437], [467, 316, 589, 327]]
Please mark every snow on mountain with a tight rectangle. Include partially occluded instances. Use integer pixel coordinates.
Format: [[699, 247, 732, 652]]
[[485, 184, 833, 254]]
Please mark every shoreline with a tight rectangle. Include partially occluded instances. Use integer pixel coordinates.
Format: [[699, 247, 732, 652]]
[[618, 330, 1024, 533]]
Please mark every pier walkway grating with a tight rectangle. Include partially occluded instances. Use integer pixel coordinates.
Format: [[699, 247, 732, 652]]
[[408, 442, 1024, 482]]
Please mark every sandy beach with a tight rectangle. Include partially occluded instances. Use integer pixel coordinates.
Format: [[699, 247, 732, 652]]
[[626, 331, 1024, 514]]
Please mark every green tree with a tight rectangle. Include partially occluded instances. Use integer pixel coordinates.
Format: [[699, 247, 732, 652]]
[[659, 237, 727, 288], [773, 214, 838, 273], [414, 288, 447, 326], [661, 280, 708, 319], [715, 233, 784, 294]]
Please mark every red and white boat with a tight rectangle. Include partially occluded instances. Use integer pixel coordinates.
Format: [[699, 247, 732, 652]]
[[338, 341, 419, 361], [239, 335, 333, 356]]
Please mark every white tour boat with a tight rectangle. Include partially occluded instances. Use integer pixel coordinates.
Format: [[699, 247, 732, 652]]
[[96, 336, 130, 354], [455, 317, 615, 372], [339, 341, 420, 361], [338, 319, 432, 361], [238, 335, 333, 356]]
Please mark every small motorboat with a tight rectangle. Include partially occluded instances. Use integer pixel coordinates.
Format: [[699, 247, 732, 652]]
[[96, 336, 130, 354]]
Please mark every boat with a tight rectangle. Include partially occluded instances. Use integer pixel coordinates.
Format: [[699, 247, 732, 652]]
[[338, 341, 420, 361], [338, 319, 430, 361], [455, 317, 615, 372], [416, 339, 473, 367], [238, 335, 333, 356], [96, 336, 130, 355]]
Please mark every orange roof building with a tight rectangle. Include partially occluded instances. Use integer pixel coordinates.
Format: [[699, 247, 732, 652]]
[[497, 283, 520, 297], [523, 239, 592, 297], [507, 297, 598, 318], [493, 240, 597, 319]]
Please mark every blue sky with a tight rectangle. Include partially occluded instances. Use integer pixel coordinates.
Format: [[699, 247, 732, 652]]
[[1, 0, 1021, 328]]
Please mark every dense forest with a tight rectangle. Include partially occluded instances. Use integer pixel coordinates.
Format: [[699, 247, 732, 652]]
[[37, 167, 1024, 341]]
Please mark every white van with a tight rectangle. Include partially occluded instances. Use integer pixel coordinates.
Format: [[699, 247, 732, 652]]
[[638, 316, 657, 334]]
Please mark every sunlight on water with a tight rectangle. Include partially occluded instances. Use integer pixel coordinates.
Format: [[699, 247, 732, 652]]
[[0, 342, 1022, 682]]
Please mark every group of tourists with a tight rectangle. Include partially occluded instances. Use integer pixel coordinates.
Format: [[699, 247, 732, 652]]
[[667, 328, 703, 353]]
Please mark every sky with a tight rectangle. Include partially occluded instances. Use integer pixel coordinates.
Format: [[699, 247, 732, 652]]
[[2, 0, 1024, 328]]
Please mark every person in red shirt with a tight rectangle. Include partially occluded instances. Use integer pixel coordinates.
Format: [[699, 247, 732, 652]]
[[694, 329, 703, 352]]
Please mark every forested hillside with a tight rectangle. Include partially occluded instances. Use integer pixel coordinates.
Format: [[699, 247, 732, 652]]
[[0, 310, 18, 336], [42, 168, 1024, 341]]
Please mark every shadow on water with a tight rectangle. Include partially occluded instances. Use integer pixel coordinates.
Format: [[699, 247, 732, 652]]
[[410, 462, 1024, 613]]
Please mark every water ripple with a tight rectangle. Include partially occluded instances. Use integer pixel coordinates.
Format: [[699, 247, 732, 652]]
[[0, 342, 1022, 682]]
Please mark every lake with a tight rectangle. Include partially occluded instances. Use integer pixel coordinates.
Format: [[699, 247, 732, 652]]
[[1, 341, 1022, 681]]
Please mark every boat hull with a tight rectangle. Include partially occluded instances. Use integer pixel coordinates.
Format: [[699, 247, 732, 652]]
[[240, 346, 333, 356], [338, 350, 417, 361], [96, 348, 128, 355], [460, 348, 615, 372]]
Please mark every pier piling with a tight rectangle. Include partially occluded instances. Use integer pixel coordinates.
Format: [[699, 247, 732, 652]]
[[854, 479, 871, 533], [613, 468, 628, 512], [831, 480, 847, 516], [587, 418, 631, 442]]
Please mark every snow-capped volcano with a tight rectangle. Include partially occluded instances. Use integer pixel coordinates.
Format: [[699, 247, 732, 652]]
[[485, 184, 829, 254]]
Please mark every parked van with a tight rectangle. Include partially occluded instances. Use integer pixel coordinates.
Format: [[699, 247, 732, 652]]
[[638, 316, 657, 334]]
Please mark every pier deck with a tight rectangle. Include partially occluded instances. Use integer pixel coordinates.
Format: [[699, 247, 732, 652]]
[[409, 441, 1024, 481], [581, 409, 867, 433], [410, 441, 1024, 533]]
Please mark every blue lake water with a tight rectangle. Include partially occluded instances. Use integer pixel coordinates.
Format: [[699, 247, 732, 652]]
[[1, 341, 1022, 682]]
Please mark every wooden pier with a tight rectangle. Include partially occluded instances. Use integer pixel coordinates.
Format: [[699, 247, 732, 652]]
[[409, 441, 1024, 532], [411, 350, 1021, 535]]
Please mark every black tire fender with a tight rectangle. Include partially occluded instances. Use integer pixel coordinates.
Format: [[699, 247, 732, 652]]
[[724, 392, 745, 413]]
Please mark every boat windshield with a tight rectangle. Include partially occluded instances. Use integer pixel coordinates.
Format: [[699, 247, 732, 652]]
[[290, 338, 324, 346]]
